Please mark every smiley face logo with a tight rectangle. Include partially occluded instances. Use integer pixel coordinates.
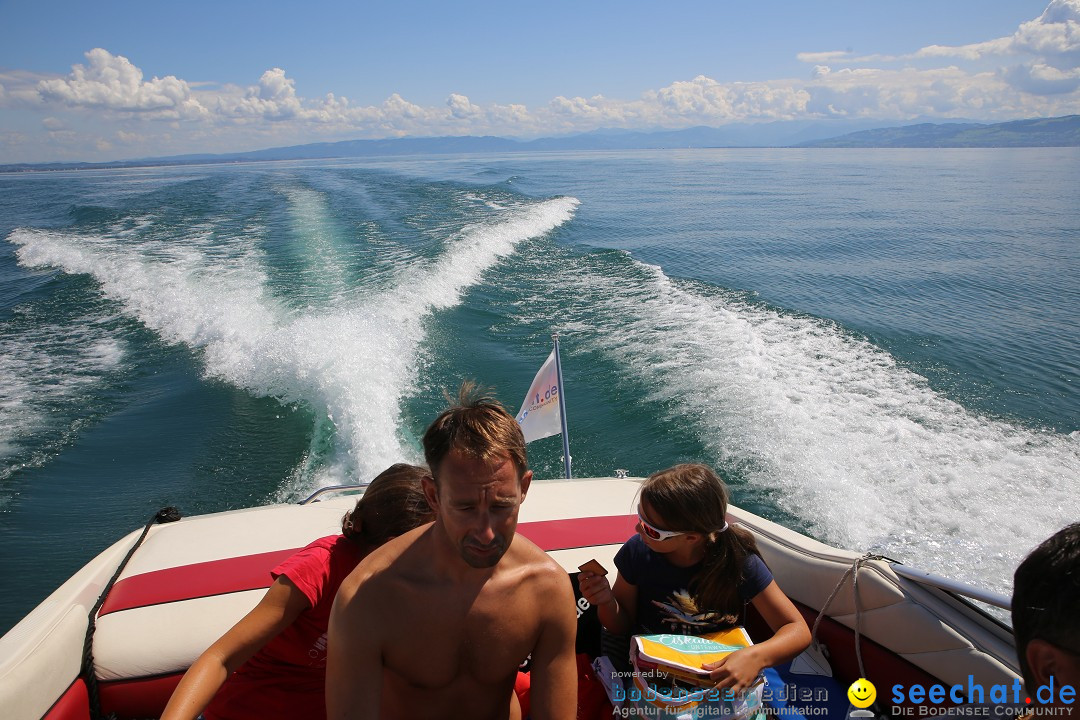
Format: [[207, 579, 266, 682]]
[[848, 678, 876, 708]]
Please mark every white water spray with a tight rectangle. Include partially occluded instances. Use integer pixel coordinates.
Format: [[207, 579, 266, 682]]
[[570, 257, 1080, 595], [10, 193, 579, 495]]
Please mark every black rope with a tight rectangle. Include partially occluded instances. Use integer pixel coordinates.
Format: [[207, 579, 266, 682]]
[[81, 506, 181, 720]]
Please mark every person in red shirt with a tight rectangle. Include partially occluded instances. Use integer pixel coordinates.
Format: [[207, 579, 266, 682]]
[[161, 463, 434, 720]]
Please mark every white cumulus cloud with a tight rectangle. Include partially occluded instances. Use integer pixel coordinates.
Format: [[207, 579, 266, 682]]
[[214, 68, 304, 120], [447, 93, 481, 120], [644, 76, 812, 123], [908, 1, 1080, 96], [37, 48, 207, 117], [1011, 0, 1080, 65], [793, 2, 1080, 106]]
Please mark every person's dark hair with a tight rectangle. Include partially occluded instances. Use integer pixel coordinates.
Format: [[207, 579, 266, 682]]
[[342, 463, 435, 547], [641, 463, 761, 627], [1012, 522, 1080, 688], [421, 381, 527, 482]]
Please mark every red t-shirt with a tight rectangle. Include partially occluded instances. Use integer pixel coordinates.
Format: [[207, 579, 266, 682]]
[[203, 534, 365, 720]]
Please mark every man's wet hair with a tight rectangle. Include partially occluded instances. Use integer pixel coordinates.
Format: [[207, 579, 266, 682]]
[[1011, 522, 1080, 689], [422, 380, 528, 482]]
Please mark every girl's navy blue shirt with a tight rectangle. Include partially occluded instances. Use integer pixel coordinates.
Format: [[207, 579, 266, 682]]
[[614, 533, 773, 635]]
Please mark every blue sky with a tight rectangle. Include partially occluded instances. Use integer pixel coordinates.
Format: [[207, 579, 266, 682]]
[[1, 0, 1077, 163]]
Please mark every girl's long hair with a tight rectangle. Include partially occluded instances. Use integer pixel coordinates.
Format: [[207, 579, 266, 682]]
[[641, 463, 760, 626], [342, 463, 435, 548]]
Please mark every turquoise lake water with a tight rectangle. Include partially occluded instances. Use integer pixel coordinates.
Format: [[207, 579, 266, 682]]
[[1, 148, 1077, 633]]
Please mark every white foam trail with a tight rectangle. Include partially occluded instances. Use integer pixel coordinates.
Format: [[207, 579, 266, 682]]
[[277, 195, 580, 489], [0, 321, 125, 475], [407, 197, 579, 311], [9, 195, 579, 493], [572, 259, 1079, 596]]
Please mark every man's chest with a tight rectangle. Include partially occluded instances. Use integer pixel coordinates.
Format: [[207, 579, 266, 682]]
[[384, 588, 538, 687]]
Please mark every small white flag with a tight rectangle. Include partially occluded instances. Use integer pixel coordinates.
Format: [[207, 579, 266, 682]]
[[516, 350, 562, 443]]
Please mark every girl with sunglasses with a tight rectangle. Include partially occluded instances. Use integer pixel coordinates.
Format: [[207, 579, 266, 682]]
[[578, 463, 810, 694]]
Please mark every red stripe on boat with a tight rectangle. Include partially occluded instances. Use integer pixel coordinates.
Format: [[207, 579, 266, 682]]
[[98, 515, 637, 617], [517, 514, 637, 551], [98, 548, 298, 617]]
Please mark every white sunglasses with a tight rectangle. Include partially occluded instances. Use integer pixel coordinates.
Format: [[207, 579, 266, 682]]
[[637, 507, 687, 541]]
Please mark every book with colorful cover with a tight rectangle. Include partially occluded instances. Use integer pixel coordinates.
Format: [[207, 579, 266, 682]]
[[631, 627, 754, 688]]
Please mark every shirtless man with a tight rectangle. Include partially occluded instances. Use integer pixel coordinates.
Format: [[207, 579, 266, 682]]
[[326, 384, 578, 720]]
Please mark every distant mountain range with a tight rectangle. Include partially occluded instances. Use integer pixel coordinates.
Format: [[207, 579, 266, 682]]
[[3, 115, 1077, 172], [796, 115, 1080, 148]]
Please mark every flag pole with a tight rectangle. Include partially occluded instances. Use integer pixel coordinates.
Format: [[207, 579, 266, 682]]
[[552, 333, 572, 479]]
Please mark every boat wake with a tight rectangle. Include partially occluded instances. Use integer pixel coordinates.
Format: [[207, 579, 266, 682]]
[[9, 190, 579, 494], [502, 247, 1080, 597]]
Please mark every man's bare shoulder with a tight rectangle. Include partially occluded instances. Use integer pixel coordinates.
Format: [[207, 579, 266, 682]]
[[336, 524, 434, 606], [504, 534, 574, 595], [506, 531, 560, 566]]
